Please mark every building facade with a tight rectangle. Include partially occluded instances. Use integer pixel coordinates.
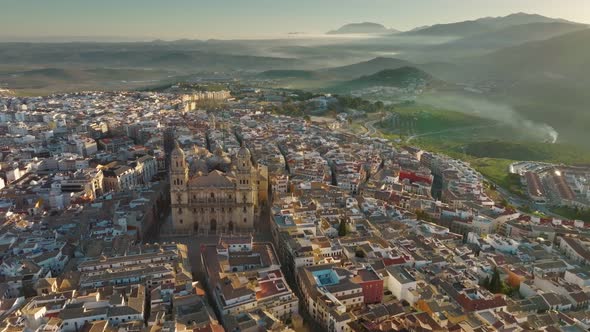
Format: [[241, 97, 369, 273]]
[[170, 142, 265, 235]]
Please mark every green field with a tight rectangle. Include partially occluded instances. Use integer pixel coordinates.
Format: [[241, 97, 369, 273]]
[[550, 206, 590, 222]]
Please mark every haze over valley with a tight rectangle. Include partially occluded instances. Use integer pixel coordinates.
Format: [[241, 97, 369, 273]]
[[2, 12, 588, 145]]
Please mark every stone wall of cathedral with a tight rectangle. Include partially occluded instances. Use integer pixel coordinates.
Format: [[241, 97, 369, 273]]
[[171, 187, 255, 234]]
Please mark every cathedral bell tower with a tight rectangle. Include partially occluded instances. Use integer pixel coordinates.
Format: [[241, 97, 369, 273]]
[[236, 144, 257, 229], [170, 141, 189, 230]]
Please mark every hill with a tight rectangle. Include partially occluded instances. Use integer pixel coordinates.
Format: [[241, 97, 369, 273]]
[[254, 57, 414, 83], [257, 70, 319, 80], [319, 57, 412, 80], [404, 13, 579, 38], [327, 22, 398, 34], [469, 28, 590, 80], [330, 66, 436, 92]]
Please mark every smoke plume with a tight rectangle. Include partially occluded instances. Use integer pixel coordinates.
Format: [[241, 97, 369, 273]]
[[420, 93, 559, 143]]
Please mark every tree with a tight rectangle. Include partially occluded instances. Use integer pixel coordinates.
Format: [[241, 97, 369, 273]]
[[488, 267, 503, 293], [481, 276, 490, 289], [355, 247, 366, 258], [338, 219, 347, 237], [519, 205, 532, 214]]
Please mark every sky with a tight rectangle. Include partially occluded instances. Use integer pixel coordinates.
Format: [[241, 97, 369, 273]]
[[1, 0, 589, 41]]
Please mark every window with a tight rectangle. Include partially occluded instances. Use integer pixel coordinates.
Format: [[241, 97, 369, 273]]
[[178, 208, 182, 214], [244, 218, 247, 223], [211, 208, 215, 212], [210, 192, 215, 198], [179, 220, 183, 224]]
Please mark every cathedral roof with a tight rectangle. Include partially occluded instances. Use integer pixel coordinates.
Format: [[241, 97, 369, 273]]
[[189, 170, 235, 188], [190, 158, 209, 176]]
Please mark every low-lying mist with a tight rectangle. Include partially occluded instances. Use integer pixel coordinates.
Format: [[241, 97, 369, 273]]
[[420, 92, 559, 143]]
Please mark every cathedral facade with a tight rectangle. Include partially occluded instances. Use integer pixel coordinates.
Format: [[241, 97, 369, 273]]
[[170, 142, 266, 235]]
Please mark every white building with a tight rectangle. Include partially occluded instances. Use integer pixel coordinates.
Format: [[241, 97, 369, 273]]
[[385, 266, 418, 304]]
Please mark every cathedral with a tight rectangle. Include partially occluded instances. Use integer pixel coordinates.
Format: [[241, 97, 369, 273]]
[[170, 142, 267, 235]]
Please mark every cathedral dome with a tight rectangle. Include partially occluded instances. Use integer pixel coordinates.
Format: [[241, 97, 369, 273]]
[[171, 141, 185, 159], [237, 145, 251, 161], [207, 146, 232, 172]]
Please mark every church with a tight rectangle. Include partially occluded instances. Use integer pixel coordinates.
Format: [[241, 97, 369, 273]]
[[170, 141, 267, 235]]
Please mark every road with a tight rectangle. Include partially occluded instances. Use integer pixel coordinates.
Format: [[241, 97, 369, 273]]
[[363, 113, 392, 136], [363, 119, 380, 136], [487, 178, 568, 220]]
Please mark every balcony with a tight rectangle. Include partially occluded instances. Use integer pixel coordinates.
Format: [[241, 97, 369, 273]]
[[190, 199, 236, 205]]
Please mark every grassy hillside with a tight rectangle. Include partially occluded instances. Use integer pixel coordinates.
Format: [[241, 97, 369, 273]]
[[463, 141, 590, 165], [468, 28, 590, 80]]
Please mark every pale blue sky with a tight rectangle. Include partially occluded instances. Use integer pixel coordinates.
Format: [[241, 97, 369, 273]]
[[1, 0, 588, 40]]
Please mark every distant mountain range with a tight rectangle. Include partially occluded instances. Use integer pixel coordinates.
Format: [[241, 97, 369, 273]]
[[404, 12, 580, 38], [0, 44, 301, 72], [327, 22, 399, 34], [444, 21, 587, 49]]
